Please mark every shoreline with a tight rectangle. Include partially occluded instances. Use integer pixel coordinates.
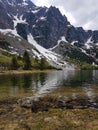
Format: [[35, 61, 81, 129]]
[[0, 69, 56, 75], [1, 96, 98, 130]]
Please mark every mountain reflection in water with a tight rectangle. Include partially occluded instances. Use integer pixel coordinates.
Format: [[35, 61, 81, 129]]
[[0, 70, 98, 98]]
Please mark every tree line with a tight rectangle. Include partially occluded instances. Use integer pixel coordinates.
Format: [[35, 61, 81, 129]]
[[11, 51, 51, 70]]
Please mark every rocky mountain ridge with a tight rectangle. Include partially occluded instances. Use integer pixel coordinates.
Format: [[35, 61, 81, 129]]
[[1, 0, 98, 48], [0, 0, 98, 66]]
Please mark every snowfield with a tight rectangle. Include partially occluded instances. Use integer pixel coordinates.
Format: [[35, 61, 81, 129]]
[[27, 34, 74, 69]]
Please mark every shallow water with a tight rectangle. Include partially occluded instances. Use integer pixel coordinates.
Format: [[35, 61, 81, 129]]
[[0, 70, 98, 99]]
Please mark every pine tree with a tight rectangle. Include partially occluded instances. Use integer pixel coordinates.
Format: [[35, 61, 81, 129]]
[[23, 51, 31, 70], [39, 57, 46, 70], [11, 56, 19, 70]]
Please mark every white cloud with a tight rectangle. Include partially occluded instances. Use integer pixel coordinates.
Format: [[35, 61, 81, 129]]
[[33, 0, 50, 7], [83, 22, 93, 30], [32, 0, 98, 30]]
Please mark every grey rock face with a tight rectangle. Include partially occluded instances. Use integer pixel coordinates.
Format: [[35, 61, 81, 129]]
[[0, 2, 14, 29], [16, 23, 28, 40], [31, 6, 69, 48], [91, 31, 98, 43]]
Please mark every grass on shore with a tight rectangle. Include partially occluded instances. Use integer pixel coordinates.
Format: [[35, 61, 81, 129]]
[[0, 69, 53, 75], [1, 96, 98, 130]]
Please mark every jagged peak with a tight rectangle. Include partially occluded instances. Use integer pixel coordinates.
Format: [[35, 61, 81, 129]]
[[48, 6, 62, 15], [45, 5, 68, 23]]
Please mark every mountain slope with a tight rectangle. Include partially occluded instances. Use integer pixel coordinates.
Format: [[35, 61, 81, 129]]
[[0, 30, 73, 69], [0, 0, 98, 67]]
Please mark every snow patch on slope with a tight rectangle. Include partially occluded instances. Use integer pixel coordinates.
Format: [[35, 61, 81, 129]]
[[13, 15, 26, 28], [0, 15, 27, 37], [28, 34, 59, 61], [85, 37, 92, 49], [0, 29, 20, 37], [27, 34, 71, 69], [49, 36, 68, 50], [39, 16, 47, 21], [80, 48, 89, 56], [31, 8, 40, 14], [22, 0, 29, 6], [71, 41, 78, 46], [58, 36, 68, 44], [61, 36, 68, 42], [0, 14, 27, 37]]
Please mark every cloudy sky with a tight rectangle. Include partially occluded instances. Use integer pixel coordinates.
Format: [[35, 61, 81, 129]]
[[32, 0, 98, 30]]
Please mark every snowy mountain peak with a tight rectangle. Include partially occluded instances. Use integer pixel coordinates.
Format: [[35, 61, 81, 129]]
[[0, 0, 98, 67]]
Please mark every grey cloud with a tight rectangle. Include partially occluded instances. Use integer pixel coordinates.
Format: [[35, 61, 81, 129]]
[[32, 0, 98, 30], [50, 0, 98, 30]]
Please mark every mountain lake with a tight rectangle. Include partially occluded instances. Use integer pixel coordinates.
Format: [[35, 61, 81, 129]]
[[0, 69, 98, 100]]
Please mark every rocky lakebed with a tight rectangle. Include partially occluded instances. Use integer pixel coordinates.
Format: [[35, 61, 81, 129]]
[[18, 95, 98, 112]]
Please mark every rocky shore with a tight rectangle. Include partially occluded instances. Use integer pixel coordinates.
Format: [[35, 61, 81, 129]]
[[1, 96, 98, 130], [18, 95, 98, 113]]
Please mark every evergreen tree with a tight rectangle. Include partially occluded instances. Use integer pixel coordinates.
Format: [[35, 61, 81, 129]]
[[11, 56, 19, 70], [34, 56, 39, 63], [39, 57, 46, 70], [23, 51, 31, 70]]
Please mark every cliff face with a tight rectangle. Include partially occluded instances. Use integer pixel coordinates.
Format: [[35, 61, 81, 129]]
[[0, 0, 98, 65]]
